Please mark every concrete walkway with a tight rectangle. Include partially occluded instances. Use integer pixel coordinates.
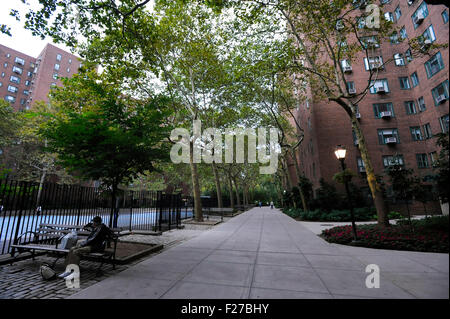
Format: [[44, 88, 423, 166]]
[[68, 207, 449, 299]]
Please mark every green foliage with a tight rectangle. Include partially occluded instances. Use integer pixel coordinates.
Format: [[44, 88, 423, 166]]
[[332, 168, 356, 184], [313, 178, 340, 212], [0, 100, 20, 148], [282, 207, 376, 222], [388, 211, 404, 220], [42, 71, 172, 190], [434, 133, 449, 203]]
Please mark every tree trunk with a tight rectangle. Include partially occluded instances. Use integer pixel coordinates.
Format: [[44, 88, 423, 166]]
[[290, 148, 308, 212], [352, 117, 389, 226], [110, 182, 118, 228], [227, 170, 235, 209], [282, 157, 296, 208], [233, 176, 241, 207], [190, 141, 203, 222], [36, 169, 47, 208], [211, 162, 223, 209]]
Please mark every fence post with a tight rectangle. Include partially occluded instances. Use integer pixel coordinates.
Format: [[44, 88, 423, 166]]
[[157, 191, 162, 232], [76, 185, 82, 226], [129, 191, 133, 232], [11, 181, 28, 257]]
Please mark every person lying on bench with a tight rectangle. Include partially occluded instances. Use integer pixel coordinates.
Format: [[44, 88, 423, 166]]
[[58, 216, 111, 278]]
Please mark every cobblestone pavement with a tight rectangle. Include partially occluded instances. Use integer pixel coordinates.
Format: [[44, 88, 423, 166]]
[[0, 218, 223, 299]]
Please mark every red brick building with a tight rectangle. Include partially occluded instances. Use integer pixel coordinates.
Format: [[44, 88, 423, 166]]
[[0, 43, 81, 110], [290, 1, 449, 214]]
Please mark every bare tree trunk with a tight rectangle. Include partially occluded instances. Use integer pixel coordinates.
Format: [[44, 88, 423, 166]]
[[290, 148, 308, 212], [36, 169, 47, 208], [190, 141, 203, 222], [227, 170, 235, 209], [233, 176, 241, 207], [352, 116, 389, 226], [211, 162, 223, 209]]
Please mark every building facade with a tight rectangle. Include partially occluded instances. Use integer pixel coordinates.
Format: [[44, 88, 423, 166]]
[[291, 1, 449, 214], [0, 43, 81, 111]]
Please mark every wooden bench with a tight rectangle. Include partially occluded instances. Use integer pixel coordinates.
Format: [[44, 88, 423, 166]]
[[11, 223, 121, 275]]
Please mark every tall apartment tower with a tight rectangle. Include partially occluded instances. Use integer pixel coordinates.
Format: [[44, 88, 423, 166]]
[[292, 1, 449, 213], [0, 43, 81, 111]]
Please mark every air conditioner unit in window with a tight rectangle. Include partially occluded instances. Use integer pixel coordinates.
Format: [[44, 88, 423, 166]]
[[421, 39, 432, 51], [355, 112, 361, 119], [413, 12, 425, 25], [385, 137, 397, 144], [349, 88, 357, 94], [380, 111, 392, 118], [343, 65, 352, 73], [436, 95, 448, 104], [358, 166, 366, 173], [375, 86, 386, 93], [336, 21, 344, 30], [370, 62, 383, 70]]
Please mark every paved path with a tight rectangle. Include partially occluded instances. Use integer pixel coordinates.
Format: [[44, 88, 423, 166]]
[[68, 207, 449, 299]]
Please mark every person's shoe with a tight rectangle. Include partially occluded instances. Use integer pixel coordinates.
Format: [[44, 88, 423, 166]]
[[57, 271, 72, 279]]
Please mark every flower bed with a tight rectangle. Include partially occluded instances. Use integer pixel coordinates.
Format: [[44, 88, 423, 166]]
[[320, 216, 449, 253]]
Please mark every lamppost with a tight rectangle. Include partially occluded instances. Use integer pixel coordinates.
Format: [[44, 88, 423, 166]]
[[334, 145, 358, 242]]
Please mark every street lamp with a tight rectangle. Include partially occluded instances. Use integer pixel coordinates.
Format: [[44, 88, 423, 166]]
[[334, 145, 358, 242]]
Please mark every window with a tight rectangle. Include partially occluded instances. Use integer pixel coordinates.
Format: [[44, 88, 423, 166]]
[[68, 59, 72, 64], [383, 155, 404, 168], [442, 10, 449, 24], [3, 62, 7, 68], [12, 66, 23, 74], [440, 114, 449, 133], [430, 152, 438, 166], [417, 96, 426, 111], [361, 36, 380, 48], [399, 26, 407, 39], [412, 2, 429, 29], [384, 12, 394, 22], [399, 77, 411, 90], [410, 126, 423, 141], [422, 25, 436, 43], [394, 53, 405, 66], [378, 129, 400, 144], [423, 123, 432, 139], [373, 103, 395, 118], [347, 81, 355, 93], [20, 98, 25, 105], [416, 154, 429, 168], [51, 82, 57, 87], [14, 57, 25, 65], [25, 80, 30, 86], [53, 73, 58, 80], [7, 85, 18, 93], [27, 71, 32, 77], [56, 54, 62, 61], [9, 75, 20, 84], [5, 95, 16, 103], [394, 6, 402, 20], [352, 130, 358, 145], [1, 72, 4, 78], [405, 101, 417, 114], [390, 32, 399, 44], [5, 53, 11, 58], [341, 59, 352, 70], [411, 72, 419, 87], [54, 63, 60, 71], [357, 157, 365, 172], [380, 0, 390, 4], [23, 90, 29, 95], [364, 56, 383, 70], [431, 80, 449, 105], [0, 82, 2, 87], [67, 68, 70, 73], [425, 52, 444, 78], [370, 79, 389, 93], [405, 49, 413, 63]]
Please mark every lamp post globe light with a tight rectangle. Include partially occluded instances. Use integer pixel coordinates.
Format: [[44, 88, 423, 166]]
[[334, 145, 358, 242]]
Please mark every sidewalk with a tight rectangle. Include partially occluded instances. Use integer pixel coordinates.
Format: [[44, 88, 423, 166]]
[[68, 207, 449, 299]]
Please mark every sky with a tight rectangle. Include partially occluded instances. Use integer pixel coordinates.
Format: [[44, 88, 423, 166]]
[[0, 0, 73, 57]]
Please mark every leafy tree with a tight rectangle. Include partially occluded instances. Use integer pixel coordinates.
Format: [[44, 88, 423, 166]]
[[314, 178, 341, 212], [433, 133, 449, 204], [42, 71, 172, 227], [385, 160, 415, 231]]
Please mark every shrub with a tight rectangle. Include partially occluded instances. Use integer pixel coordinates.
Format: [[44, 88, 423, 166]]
[[388, 211, 404, 220], [282, 207, 376, 222], [321, 216, 449, 253]]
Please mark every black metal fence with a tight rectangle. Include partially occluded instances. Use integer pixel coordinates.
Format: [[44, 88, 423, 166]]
[[0, 179, 193, 256]]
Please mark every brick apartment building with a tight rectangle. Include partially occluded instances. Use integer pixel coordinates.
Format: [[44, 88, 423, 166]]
[[290, 1, 449, 214], [0, 43, 81, 111]]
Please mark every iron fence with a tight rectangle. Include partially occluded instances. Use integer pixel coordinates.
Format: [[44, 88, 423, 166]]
[[0, 179, 191, 256]]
